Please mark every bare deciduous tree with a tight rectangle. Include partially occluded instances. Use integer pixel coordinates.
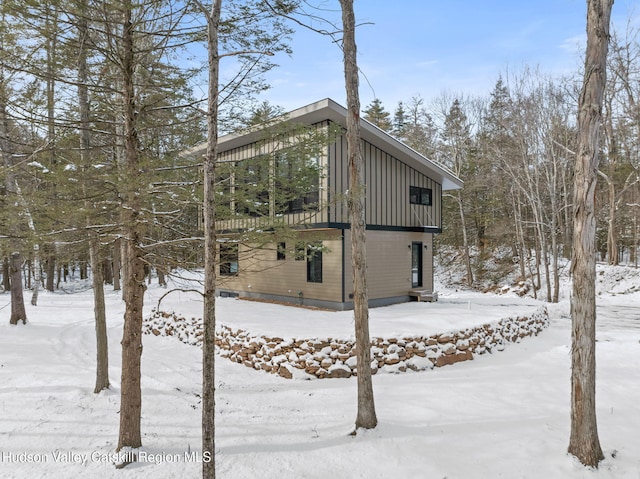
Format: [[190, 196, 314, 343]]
[[77, 0, 109, 394], [339, 0, 377, 432], [195, 0, 222, 475], [9, 252, 27, 324], [568, 0, 613, 467]]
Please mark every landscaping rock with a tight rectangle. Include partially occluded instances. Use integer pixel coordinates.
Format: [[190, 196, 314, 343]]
[[435, 350, 473, 367], [143, 305, 549, 380]]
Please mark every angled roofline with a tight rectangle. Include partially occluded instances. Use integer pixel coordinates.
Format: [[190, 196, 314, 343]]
[[183, 98, 463, 191]]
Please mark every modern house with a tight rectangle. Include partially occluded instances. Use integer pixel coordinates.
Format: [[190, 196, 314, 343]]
[[186, 98, 463, 310]]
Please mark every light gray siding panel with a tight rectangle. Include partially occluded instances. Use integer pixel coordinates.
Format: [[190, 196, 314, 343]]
[[343, 230, 434, 300], [219, 231, 343, 303]]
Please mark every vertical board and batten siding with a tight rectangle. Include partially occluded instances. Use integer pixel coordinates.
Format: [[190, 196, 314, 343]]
[[343, 230, 434, 300], [328, 134, 442, 229], [217, 231, 343, 303], [214, 122, 331, 232], [212, 122, 442, 232]]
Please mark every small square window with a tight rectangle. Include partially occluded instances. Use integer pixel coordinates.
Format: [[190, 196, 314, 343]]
[[410, 186, 419, 204], [410, 186, 432, 206], [276, 242, 286, 261], [420, 188, 432, 206]]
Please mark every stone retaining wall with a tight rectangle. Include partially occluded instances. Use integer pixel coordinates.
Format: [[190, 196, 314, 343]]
[[144, 305, 549, 379]]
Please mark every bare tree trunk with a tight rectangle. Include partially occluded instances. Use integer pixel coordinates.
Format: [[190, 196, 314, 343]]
[[199, 1, 222, 476], [547, 151, 562, 304], [78, 5, 109, 394], [606, 181, 617, 264], [113, 238, 121, 291], [568, 0, 612, 468], [534, 236, 541, 292], [2, 257, 9, 291], [30, 245, 40, 306], [562, 166, 573, 258], [1, 85, 27, 324], [551, 216, 560, 303], [9, 177, 41, 305], [9, 252, 27, 325], [157, 265, 166, 287], [527, 245, 538, 300], [598, 171, 618, 264], [80, 259, 88, 280], [38, 6, 56, 302], [26, 260, 31, 289], [120, 237, 127, 299], [103, 258, 113, 285], [45, 249, 55, 291], [543, 235, 552, 301], [118, 240, 145, 453], [512, 192, 527, 280], [598, 170, 639, 265], [456, 192, 473, 286], [116, 0, 145, 457], [90, 236, 110, 393], [23, 219, 40, 304], [340, 0, 377, 432], [634, 190, 638, 268]]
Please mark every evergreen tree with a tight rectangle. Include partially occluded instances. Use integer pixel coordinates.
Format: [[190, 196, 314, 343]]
[[441, 98, 474, 285], [0, 1, 31, 324], [247, 100, 284, 125], [363, 98, 392, 131], [392, 100, 406, 137], [474, 78, 516, 258]]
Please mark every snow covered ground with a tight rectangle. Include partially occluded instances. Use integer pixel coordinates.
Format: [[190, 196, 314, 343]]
[[0, 264, 639, 478]]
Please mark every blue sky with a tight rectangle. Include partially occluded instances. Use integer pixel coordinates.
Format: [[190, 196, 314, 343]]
[[256, 0, 639, 112]]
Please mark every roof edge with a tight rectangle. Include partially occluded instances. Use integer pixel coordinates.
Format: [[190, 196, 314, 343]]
[[183, 98, 463, 191]]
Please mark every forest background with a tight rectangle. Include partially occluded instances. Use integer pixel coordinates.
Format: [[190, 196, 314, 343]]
[[1, 0, 638, 304], [0, 0, 630, 474]]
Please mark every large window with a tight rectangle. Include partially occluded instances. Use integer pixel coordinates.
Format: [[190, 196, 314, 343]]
[[219, 243, 239, 275], [236, 157, 270, 217], [275, 150, 320, 214], [410, 186, 432, 206], [214, 162, 233, 220], [306, 242, 323, 283]]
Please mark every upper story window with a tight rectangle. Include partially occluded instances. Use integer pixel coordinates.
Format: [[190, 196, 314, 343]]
[[235, 157, 270, 217], [223, 150, 320, 218], [410, 186, 432, 206], [215, 164, 233, 220], [275, 150, 320, 215]]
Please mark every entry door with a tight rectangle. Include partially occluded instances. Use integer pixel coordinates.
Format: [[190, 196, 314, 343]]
[[411, 242, 423, 288]]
